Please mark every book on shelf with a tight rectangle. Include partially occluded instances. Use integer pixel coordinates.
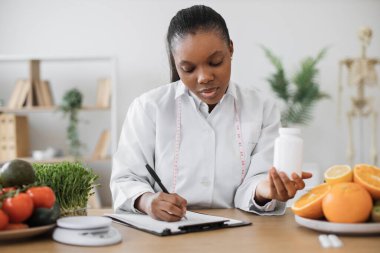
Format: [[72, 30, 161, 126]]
[[34, 80, 45, 106], [96, 78, 111, 108], [33, 80, 54, 106], [6, 79, 54, 108], [7, 79, 32, 108], [18, 80, 32, 108], [41, 80, 54, 106], [92, 129, 110, 159], [26, 80, 34, 107], [7, 79, 24, 108]]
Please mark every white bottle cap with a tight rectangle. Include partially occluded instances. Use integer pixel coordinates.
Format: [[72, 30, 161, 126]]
[[279, 128, 301, 135]]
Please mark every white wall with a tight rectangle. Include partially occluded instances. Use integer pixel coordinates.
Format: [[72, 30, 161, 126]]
[[0, 0, 379, 177]]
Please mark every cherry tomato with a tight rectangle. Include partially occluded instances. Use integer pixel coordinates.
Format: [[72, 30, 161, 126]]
[[26, 186, 56, 209], [2, 193, 34, 223], [0, 210, 9, 230]]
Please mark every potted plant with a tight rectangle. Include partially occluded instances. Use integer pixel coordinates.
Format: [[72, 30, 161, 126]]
[[261, 46, 329, 127], [59, 88, 83, 158]]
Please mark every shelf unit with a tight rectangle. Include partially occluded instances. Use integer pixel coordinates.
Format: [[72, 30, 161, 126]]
[[0, 55, 118, 164]]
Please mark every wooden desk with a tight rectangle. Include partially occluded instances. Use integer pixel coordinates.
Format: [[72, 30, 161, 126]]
[[1, 209, 379, 253]]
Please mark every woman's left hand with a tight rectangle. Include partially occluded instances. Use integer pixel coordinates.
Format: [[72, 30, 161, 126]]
[[255, 167, 313, 205]]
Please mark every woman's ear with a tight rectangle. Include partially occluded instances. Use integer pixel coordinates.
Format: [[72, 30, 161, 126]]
[[229, 40, 234, 58]]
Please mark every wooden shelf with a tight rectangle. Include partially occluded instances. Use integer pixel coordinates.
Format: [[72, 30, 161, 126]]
[[0, 55, 117, 166], [0, 156, 111, 165], [0, 105, 110, 113]]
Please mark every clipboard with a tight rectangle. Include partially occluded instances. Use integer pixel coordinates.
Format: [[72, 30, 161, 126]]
[[105, 211, 251, 236]]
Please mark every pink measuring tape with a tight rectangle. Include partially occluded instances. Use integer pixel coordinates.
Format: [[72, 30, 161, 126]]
[[171, 96, 247, 192]]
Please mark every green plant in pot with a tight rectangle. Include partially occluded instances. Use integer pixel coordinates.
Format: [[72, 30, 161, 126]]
[[261, 46, 330, 127], [33, 162, 99, 216], [60, 88, 83, 158]]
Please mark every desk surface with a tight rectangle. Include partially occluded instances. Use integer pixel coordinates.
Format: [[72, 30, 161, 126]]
[[1, 208, 379, 253]]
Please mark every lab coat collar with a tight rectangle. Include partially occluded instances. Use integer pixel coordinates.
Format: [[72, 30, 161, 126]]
[[175, 80, 187, 99]]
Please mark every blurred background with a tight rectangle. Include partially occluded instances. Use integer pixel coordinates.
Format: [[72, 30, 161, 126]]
[[0, 0, 379, 207]]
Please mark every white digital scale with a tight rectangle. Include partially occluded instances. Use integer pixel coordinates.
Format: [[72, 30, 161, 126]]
[[53, 216, 122, 246]]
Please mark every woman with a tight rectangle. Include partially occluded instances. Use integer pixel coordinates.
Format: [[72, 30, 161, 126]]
[[111, 5, 312, 221]]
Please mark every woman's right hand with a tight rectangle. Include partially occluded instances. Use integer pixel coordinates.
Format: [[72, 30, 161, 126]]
[[135, 192, 187, 222]]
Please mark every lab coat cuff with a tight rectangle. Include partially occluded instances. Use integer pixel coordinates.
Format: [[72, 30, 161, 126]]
[[250, 183, 276, 212], [251, 196, 276, 211], [248, 185, 287, 216], [130, 190, 155, 214], [249, 197, 286, 215]]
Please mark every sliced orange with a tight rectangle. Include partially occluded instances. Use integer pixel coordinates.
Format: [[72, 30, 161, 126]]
[[291, 183, 331, 219], [324, 165, 352, 184], [353, 164, 380, 200]]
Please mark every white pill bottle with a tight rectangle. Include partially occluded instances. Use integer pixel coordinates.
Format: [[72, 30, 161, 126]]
[[273, 128, 303, 177]]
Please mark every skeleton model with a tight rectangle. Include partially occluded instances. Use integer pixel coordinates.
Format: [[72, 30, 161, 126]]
[[338, 27, 379, 166]]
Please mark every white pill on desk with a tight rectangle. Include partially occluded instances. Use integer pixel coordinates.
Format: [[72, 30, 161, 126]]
[[328, 234, 343, 248], [318, 234, 331, 248]]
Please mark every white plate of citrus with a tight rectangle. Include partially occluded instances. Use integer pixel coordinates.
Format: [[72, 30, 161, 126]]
[[294, 215, 380, 235], [292, 164, 380, 234]]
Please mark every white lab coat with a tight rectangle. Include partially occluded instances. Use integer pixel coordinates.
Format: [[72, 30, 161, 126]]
[[111, 81, 286, 215]]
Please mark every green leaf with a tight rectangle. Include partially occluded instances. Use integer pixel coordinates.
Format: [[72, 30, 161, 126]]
[[260, 45, 283, 70], [262, 47, 329, 126], [314, 47, 328, 65], [261, 46, 291, 102]]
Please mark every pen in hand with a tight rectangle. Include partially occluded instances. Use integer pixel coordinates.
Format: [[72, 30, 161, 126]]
[[145, 164, 169, 193], [145, 164, 187, 220]]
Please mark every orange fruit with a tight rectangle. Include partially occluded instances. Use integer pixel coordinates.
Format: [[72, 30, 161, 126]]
[[291, 183, 331, 219], [322, 182, 373, 223], [353, 164, 380, 200], [324, 165, 352, 184]]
